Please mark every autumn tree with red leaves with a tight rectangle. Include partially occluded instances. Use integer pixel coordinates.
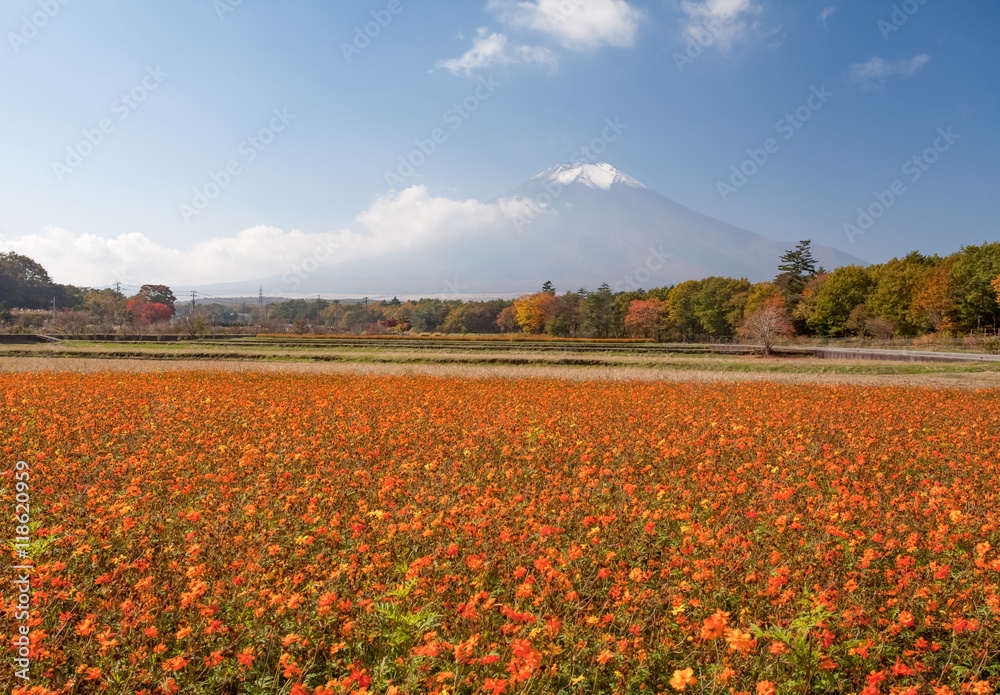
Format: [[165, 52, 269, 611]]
[[624, 298, 667, 339], [738, 297, 795, 355]]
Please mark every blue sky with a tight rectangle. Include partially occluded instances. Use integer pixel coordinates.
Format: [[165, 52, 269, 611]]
[[0, 0, 997, 289]]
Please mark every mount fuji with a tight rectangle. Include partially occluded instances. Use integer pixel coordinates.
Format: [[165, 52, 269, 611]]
[[486, 162, 863, 293], [198, 163, 863, 297]]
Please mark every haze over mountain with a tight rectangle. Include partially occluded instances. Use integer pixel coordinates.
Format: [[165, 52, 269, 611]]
[[199, 163, 863, 298]]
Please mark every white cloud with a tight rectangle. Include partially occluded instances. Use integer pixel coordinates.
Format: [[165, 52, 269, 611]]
[[435, 27, 558, 76], [355, 185, 531, 248], [849, 54, 930, 89], [0, 187, 536, 288], [817, 6, 836, 29], [678, 0, 764, 51], [487, 0, 644, 50]]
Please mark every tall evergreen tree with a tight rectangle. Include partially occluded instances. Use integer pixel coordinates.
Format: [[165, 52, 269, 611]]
[[776, 240, 818, 295], [583, 283, 616, 338]]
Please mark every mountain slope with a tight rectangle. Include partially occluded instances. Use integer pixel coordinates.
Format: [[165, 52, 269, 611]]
[[489, 163, 862, 292]]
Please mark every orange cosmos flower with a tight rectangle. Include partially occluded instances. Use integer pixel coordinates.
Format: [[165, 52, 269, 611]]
[[725, 628, 754, 652], [484, 678, 508, 694], [670, 668, 696, 691], [203, 651, 223, 668], [75, 615, 96, 637], [237, 647, 256, 669], [162, 655, 189, 673], [595, 650, 614, 665]]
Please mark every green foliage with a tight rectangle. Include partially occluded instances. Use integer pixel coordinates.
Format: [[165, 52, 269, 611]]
[[692, 276, 751, 337], [865, 255, 938, 336], [268, 298, 329, 322], [545, 314, 571, 337], [136, 284, 177, 310], [666, 280, 702, 340], [5, 520, 59, 563], [410, 299, 454, 333], [950, 242, 1000, 329], [442, 302, 510, 334], [752, 600, 840, 694], [583, 283, 617, 338], [807, 266, 872, 336], [0, 252, 54, 309]]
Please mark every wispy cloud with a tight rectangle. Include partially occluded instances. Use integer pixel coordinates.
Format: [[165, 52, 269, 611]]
[[678, 0, 765, 52], [487, 0, 644, 50], [437, 0, 643, 76], [849, 54, 930, 89], [817, 6, 836, 29], [435, 27, 558, 76]]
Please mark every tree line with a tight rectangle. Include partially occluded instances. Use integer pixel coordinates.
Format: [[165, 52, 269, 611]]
[[1, 242, 998, 339]]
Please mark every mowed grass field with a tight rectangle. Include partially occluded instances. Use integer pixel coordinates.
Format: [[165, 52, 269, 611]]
[[2, 335, 1000, 389], [2, 370, 999, 695]]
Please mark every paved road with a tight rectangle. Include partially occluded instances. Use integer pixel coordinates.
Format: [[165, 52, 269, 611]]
[[714, 344, 1000, 364]]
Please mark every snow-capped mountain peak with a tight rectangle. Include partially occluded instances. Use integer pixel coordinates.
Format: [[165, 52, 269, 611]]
[[533, 162, 648, 191]]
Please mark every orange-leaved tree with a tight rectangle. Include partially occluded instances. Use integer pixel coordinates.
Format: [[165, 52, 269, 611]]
[[513, 292, 559, 334], [912, 260, 957, 332], [496, 306, 519, 333], [624, 298, 667, 339]]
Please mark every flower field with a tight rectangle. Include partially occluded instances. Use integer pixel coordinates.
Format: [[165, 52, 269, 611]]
[[2, 372, 999, 695]]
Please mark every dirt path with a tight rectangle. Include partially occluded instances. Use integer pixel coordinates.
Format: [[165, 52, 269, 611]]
[[3, 356, 999, 389]]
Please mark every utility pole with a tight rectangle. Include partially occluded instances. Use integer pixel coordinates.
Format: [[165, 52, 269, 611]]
[[191, 291, 197, 313], [114, 281, 122, 296]]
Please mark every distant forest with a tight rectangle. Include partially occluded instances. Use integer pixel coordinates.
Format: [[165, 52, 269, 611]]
[[1, 241, 998, 340]]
